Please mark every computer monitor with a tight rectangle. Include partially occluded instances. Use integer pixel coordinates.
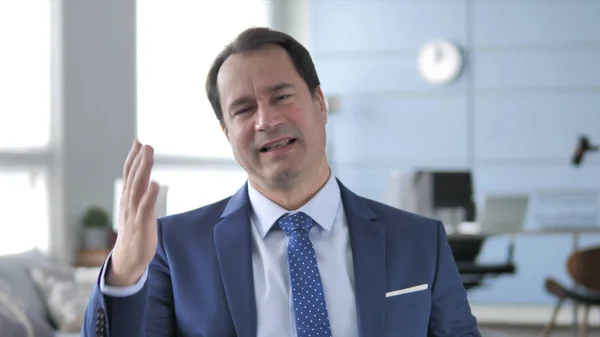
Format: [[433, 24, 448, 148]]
[[432, 171, 476, 221]]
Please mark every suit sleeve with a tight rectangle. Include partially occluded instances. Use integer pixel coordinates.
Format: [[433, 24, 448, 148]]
[[427, 221, 482, 337], [81, 219, 176, 337]]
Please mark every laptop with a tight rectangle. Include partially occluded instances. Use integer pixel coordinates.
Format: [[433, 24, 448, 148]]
[[478, 194, 529, 234]]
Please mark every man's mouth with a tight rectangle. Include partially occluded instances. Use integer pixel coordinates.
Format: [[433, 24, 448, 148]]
[[260, 138, 296, 152]]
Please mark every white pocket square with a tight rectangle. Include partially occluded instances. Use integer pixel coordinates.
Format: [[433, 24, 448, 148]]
[[385, 284, 428, 298]]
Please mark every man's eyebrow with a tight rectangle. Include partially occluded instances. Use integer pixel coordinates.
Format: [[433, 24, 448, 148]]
[[266, 82, 295, 93]]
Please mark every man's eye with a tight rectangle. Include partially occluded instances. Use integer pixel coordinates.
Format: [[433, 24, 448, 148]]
[[276, 94, 291, 101], [236, 108, 251, 115]]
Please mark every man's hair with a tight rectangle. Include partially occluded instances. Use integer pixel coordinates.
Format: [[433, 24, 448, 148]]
[[205, 27, 321, 124]]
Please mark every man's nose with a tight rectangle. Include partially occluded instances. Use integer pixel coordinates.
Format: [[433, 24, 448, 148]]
[[255, 104, 283, 132]]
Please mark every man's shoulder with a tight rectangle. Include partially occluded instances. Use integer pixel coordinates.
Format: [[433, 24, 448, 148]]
[[157, 195, 233, 230], [353, 194, 441, 233], [337, 178, 439, 229]]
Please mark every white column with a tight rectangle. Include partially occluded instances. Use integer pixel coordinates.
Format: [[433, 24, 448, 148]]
[[50, 0, 137, 263], [269, 0, 311, 48]]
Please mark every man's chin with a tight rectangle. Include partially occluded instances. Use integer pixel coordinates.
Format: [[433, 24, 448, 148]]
[[266, 166, 301, 187]]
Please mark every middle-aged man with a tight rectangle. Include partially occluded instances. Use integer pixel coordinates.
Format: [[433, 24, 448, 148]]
[[82, 27, 481, 337]]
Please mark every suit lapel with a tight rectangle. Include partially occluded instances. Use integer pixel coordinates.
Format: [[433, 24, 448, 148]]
[[213, 184, 257, 337], [338, 179, 386, 337], [212, 179, 386, 337]]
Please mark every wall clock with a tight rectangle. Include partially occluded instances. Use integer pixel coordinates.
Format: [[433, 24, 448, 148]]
[[417, 39, 463, 85]]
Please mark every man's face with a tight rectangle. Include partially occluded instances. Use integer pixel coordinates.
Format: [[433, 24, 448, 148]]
[[217, 45, 328, 189]]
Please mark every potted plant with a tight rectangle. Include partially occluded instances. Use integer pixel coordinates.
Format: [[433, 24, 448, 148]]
[[81, 206, 112, 250]]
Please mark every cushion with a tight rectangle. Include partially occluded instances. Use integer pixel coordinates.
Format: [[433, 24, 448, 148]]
[[0, 278, 54, 337], [29, 265, 99, 333], [0, 248, 69, 323]]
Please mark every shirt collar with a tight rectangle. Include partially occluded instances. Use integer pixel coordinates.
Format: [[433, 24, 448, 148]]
[[247, 173, 341, 239]]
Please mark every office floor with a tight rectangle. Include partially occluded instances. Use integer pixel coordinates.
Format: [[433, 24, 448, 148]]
[[480, 324, 600, 337]]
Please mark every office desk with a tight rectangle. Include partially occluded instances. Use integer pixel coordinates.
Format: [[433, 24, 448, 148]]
[[448, 228, 600, 292], [451, 228, 600, 335], [518, 227, 600, 250]]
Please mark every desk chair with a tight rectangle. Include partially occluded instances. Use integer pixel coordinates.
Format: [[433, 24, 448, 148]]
[[452, 194, 527, 290], [454, 237, 516, 290], [542, 246, 600, 337]]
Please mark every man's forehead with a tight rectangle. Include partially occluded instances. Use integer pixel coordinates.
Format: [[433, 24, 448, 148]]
[[218, 50, 298, 100], [218, 73, 289, 102]]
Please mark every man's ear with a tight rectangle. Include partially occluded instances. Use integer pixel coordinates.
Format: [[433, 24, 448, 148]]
[[314, 86, 328, 124], [220, 121, 230, 142]]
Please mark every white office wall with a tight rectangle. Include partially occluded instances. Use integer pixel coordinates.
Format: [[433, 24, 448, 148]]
[[308, 0, 600, 309]]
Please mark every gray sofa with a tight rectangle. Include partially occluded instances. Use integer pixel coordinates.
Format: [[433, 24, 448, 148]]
[[0, 249, 97, 337]]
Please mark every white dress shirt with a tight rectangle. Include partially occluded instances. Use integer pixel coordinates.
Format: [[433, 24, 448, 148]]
[[101, 173, 358, 337]]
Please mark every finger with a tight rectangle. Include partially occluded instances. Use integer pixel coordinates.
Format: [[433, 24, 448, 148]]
[[124, 144, 146, 202], [120, 144, 145, 223], [138, 180, 160, 222], [130, 145, 154, 210], [122, 139, 142, 188], [125, 140, 145, 194]]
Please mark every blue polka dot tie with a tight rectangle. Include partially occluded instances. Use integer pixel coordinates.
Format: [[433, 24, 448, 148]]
[[277, 212, 332, 337]]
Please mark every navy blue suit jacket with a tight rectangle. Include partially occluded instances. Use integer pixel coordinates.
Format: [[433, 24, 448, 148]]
[[82, 179, 480, 336]]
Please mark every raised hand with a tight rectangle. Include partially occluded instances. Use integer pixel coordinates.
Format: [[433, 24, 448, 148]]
[[107, 139, 160, 286]]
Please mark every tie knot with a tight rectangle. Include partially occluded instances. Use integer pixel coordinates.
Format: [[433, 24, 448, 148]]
[[277, 212, 314, 235]]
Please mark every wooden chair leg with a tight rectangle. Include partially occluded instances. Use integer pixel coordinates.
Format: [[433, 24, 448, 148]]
[[578, 305, 590, 337], [542, 298, 564, 337]]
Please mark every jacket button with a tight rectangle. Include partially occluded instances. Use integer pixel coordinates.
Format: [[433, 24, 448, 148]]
[[95, 308, 106, 336]]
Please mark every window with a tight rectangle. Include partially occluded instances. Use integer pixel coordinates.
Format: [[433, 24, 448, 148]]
[[0, 170, 49, 255], [0, 1, 51, 255], [113, 167, 248, 219], [136, 1, 272, 215], [136, 0, 272, 158], [0, 1, 50, 149], [151, 167, 248, 214]]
